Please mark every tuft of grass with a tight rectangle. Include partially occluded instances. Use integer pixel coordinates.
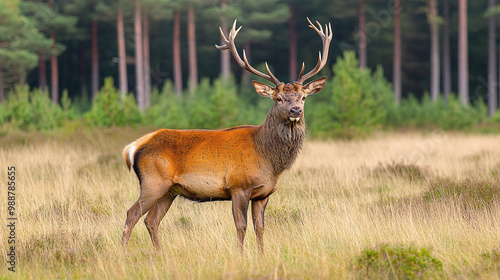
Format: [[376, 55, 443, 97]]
[[265, 206, 304, 225], [377, 176, 500, 219], [491, 163, 500, 178], [352, 243, 443, 279], [373, 160, 428, 182], [481, 247, 500, 273], [28, 194, 111, 221], [21, 231, 105, 266], [423, 177, 500, 210], [175, 216, 193, 230], [469, 247, 500, 278]]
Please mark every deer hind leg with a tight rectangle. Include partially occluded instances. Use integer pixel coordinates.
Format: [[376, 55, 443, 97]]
[[251, 196, 269, 254], [144, 193, 176, 250], [230, 190, 250, 252], [122, 178, 172, 248]]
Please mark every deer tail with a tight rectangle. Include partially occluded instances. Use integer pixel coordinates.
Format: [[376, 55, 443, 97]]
[[122, 142, 138, 171]]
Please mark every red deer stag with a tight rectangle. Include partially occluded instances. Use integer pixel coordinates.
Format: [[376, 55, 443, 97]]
[[122, 18, 332, 252]]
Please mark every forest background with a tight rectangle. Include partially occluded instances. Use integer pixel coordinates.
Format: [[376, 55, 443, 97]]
[[1, 0, 500, 137]]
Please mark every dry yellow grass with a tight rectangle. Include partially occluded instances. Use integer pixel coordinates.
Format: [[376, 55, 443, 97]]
[[0, 129, 499, 279]]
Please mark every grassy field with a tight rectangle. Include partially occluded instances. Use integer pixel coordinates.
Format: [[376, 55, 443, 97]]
[[0, 128, 499, 279]]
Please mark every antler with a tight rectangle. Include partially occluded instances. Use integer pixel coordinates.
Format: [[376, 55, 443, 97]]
[[296, 18, 333, 84], [216, 20, 282, 86]]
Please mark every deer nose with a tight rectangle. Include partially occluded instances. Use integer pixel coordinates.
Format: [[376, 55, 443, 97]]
[[289, 107, 302, 117]]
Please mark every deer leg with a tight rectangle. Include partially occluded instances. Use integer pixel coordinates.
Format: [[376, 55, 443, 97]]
[[122, 179, 171, 248], [144, 193, 176, 250], [251, 196, 269, 254], [231, 191, 250, 252]]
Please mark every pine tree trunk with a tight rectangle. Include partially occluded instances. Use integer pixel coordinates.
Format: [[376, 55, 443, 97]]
[[488, 0, 497, 116], [358, 0, 367, 69], [39, 56, 47, 90], [117, 4, 128, 99], [91, 20, 99, 100], [187, 4, 198, 95], [134, 0, 145, 111], [429, 0, 440, 101], [442, 0, 451, 102], [393, 0, 402, 104], [220, 0, 230, 81], [289, 3, 297, 81], [458, 0, 468, 106], [79, 41, 87, 97], [143, 13, 151, 108], [50, 33, 58, 104], [173, 10, 183, 96], [48, 0, 58, 103]]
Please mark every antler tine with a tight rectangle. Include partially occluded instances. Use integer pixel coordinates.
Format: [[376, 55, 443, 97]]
[[215, 27, 229, 50], [215, 19, 282, 86], [298, 62, 305, 79], [265, 62, 281, 86], [296, 18, 333, 84], [241, 51, 281, 86]]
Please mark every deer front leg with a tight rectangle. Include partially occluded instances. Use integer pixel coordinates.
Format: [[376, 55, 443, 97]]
[[251, 196, 269, 254], [231, 191, 250, 252]]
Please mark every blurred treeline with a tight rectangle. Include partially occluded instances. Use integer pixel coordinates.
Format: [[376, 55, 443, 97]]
[[1, 0, 500, 137], [1, 51, 498, 138]]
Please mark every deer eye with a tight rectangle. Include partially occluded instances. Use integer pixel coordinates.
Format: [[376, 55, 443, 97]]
[[277, 97, 282, 102], [302, 96, 306, 101]]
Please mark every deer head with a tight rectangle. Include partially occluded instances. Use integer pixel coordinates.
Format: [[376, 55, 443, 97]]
[[216, 18, 332, 122]]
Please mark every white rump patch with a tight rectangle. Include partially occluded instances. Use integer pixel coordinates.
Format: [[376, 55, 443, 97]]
[[128, 143, 137, 167]]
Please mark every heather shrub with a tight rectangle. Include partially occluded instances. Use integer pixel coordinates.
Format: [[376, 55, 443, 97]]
[[372, 161, 427, 182], [422, 177, 500, 210], [266, 206, 304, 225], [480, 248, 500, 273], [353, 243, 443, 279]]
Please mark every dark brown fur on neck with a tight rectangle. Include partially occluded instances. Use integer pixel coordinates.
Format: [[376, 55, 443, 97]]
[[256, 103, 306, 175]]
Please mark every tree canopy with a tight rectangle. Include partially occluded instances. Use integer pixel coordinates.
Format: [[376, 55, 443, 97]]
[[0, 0, 497, 112]]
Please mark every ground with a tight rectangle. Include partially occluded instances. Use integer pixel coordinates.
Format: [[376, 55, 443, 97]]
[[0, 128, 499, 279]]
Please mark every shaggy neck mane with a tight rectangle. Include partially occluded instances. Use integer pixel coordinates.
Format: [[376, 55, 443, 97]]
[[255, 103, 306, 175]]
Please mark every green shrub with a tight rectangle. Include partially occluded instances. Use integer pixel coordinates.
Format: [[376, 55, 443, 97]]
[[489, 111, 500, 123], [1, 85, 71, 131], [146, 76, 265, 130], [353, 243, 443, 279], [145, 80, 190, 129], [0, 99, 8, 127], [309, 51, 394, 138], [386, 93, 487, 130], [85, 77, 142, 127]]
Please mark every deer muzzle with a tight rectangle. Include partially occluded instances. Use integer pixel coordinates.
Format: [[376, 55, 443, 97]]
[[289, 107, 302, 121]]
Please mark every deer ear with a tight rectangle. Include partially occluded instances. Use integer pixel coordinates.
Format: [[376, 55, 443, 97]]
[[303, 77, 327, 95], [252, 81, 275, 98]]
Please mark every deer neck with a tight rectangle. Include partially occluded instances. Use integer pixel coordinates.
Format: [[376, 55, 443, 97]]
[[256, 104, 306, 175]]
